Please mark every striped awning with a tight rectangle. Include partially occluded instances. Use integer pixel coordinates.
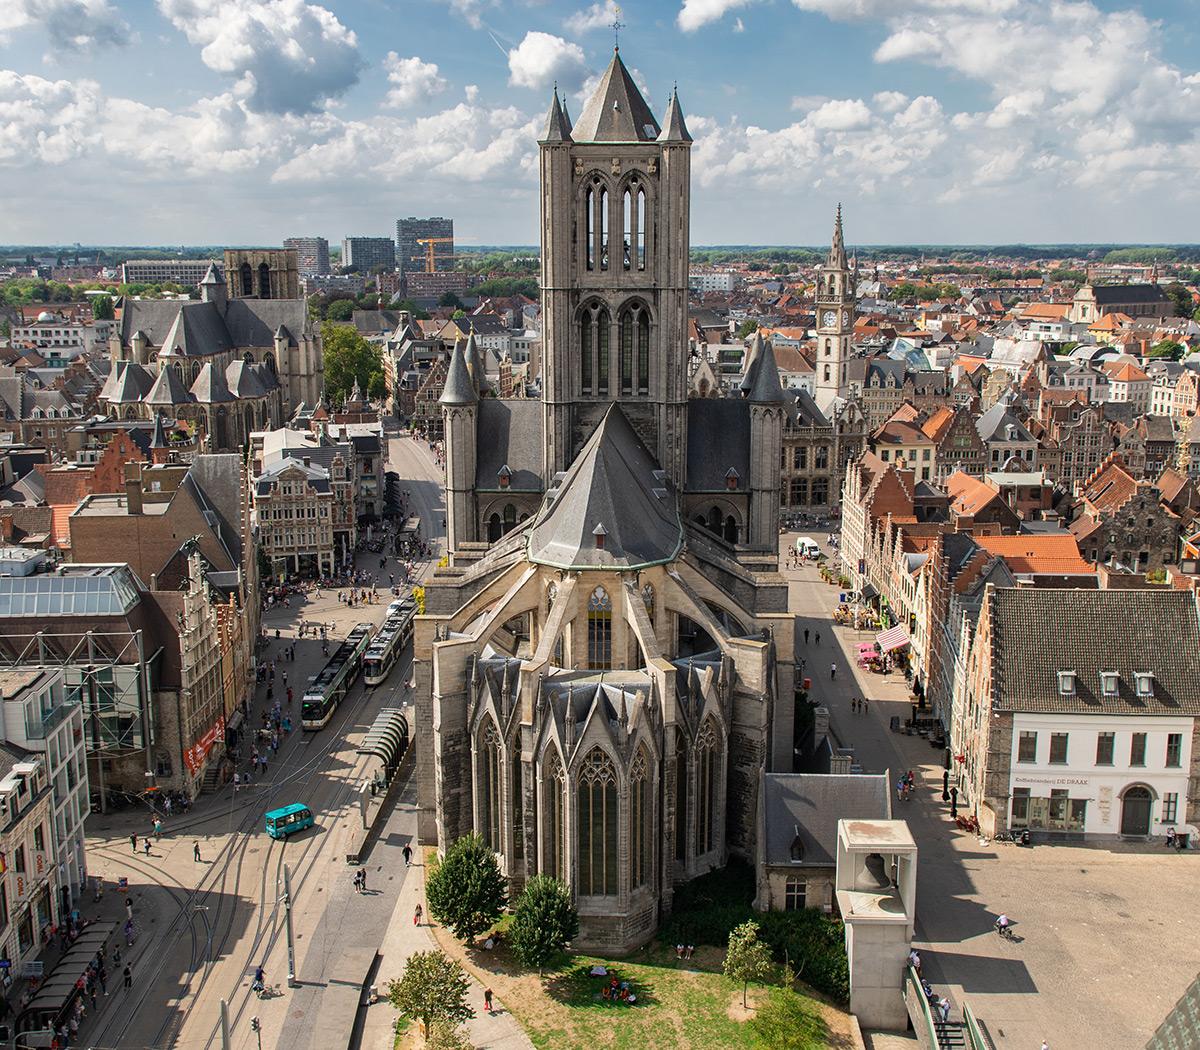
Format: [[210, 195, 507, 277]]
[[876, 625, 910, 652]]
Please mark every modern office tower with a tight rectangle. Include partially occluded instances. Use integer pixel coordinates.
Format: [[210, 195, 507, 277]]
[[396, 217, 454, 274]]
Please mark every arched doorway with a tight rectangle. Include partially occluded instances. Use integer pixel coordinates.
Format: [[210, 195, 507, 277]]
[[1120, 786, 1152, 836], [723, 515, 738, 544], [487, 514, 502, 543]]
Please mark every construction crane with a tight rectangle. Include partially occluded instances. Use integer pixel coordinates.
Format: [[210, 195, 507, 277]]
[[412, 237, 472, 274]]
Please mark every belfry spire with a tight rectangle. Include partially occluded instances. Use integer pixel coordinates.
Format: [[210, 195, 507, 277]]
[[828, 203, 847, 269]]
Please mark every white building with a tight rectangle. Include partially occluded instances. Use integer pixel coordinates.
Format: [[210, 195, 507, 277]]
[[954, 586, 1200, 839], [689, 271, 739, 294], [0, 668, 89, 911], [0, 746, 58, 969]]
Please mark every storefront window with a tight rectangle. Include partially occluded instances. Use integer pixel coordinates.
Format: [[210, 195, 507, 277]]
[[1010, 787, 1030, 827], [1048, 789, 1068, 825]]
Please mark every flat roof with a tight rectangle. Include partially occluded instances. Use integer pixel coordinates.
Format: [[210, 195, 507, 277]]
[[0, 669, 50, 699], [72, 495, 170, 517], [840, 819, 917, 851]]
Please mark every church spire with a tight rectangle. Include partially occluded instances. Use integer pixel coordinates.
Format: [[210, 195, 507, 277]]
[[658, 85, 692, 143], [540, 85, 573, 143], [828, 203, 847, 270]]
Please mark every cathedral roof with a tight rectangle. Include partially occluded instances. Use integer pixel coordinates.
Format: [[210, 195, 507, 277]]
[[200, 263, 224, 286], [191, 361, 237, 403], [527, 403, 682, 570], [226, 359, 268, 398], [150, 412, 168, 449], [144, 365, 195, 407], [686, 398, 750, 492], [476, 400, 543, 492], [571, 49, 661, 143], [101, 360, 155, 404]]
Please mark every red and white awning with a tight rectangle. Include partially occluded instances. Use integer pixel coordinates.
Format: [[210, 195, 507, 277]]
[[876, 625, 910, 652]]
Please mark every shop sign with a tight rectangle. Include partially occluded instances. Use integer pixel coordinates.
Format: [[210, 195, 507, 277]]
[[183, 715, 227, 776], [1012, 774, 1091, 788], [33, 852, 47, 878]]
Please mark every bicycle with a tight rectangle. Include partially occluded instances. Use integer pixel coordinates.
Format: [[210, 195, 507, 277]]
[[994, 920, 1015, 941]]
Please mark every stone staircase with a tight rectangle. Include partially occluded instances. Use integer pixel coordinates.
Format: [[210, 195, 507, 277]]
[[934, 1020, 968, 1049]]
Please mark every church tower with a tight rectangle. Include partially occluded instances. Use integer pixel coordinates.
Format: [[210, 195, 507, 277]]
[[538, 49, 693, 492], [813, 205, 856, 412]]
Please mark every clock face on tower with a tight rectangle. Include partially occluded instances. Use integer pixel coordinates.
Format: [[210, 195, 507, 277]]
[[821, 310, 836, 327]]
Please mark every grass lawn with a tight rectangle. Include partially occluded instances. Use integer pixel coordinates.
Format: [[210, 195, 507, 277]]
[[429, 924, 854, 1050]]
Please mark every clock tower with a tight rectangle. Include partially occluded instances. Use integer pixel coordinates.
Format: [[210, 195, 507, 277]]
[[813, 204, 856, 412]]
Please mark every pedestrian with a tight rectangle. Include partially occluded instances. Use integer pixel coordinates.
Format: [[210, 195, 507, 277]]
[[402, 844, 412, 867], [938, 997, 950, 1024], [803, 628, 810, 645], [153, 817, 162, 839], [234, 772, 241, 791], [862, 696, 869, 713], [99, 966, 108, 995], [89, 985, 97, 1011], [830, 662, 837, 680], [414, 903, 422, 925], [144, 838, 151, 856], [125, 897, 134, 920], [286, 686, 293, 705], [353, 871, 361, 893], [129, 833, 137, 854], [194, 842, 202, 863], [123, 965, 132, 990], [484, 988, 493, 1013], [359, 868, 367, 892], [850, 697, 857, 713], [815, 631, 821, 646]]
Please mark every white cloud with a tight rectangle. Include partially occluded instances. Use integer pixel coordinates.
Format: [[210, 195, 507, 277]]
[[871, 90, 908, 113], [677, 0, 755, 32], [382, 54, 448, 109], [806, 98, 872, 130], [156, 0, 361, 115], [0, 0, 129, 50], [733, 17, 745, 31], [437, 0, 493, 29], [507, 31, 587, 92], [564, 1, 618, 36]]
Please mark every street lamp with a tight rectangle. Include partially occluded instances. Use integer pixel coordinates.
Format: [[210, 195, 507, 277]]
[[193, 905, 212, 972], [281, 863, 297, 987]]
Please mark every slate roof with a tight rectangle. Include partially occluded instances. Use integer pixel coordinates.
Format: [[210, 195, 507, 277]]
[[100, 361, 155, 404], [190, 362, 237, 403], [255, 458, 330, 496], [144, 366, 195, 407], [225, 359, 267, 398], [975, 402, 1034, 443], [658, 88, 692, 143], [571, 49, 660, 143], [540, 88, 573, 143], [1089, 284, 1170, 305], [475, 400, 543, 492], [439, 339, 476, 406], [527, 404, 682, 570], [120, 297, 305, 354], [787, 388, 831, 427], [764, 773, 891, 867], [686, 398, 750, 491], [179, 453, 244, 569], [158, 303, 234, 357], [988, 588, 1200, 714]]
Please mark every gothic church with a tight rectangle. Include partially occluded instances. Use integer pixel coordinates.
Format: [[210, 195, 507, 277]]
[[415, 49, 798, 952]]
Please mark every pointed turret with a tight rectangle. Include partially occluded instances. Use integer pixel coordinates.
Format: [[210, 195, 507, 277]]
[[828, 203, 847, 269], [540, 87, 573, 143], [440, 338, 477, 406], [658, 86, 692, 143], [572, 48, 660, 142], [739, 330, 765, 395], [748, 339, 785, 405], [151, 412, 168, 449], [464, 328, 488, 395], [200, 262, 226, 308]]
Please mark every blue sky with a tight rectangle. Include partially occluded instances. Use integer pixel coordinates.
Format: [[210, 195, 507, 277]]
[[1, 0, 1198, 246]]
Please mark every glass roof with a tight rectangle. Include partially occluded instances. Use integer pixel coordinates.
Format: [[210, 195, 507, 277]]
[[0, 568, 143, 618]]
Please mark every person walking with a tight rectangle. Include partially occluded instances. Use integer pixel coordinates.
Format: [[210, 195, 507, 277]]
[[125, 897, 134, 920], [352, 871, 361, 893], [402, 844, 412, 867], [123, 965, 132, 990], [99, 966, 108, 995], [194, 842, 202, 863], [153, 817, 162, 840], [803, 628, 810, 645], [129, 833, 137, 854], [359, 868, 367, 892], [484, 988, 493, 1013], [413, 903, 422, 926], [815, 631, 821, 646], [830, 662, 837, 680], [143, 838, 151, 856]]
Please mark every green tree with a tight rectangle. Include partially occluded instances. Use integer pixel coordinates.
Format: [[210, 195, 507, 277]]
[[509, 875, 579, 975], [736, 319, 758, 339], [396, 298, 431, 320], [1163, 282, 1195, 319], [91, 294, 115, 320], [1149, 339, 1185, 360], [320, 321, 384, 402], [425, 833, 507, 944], [326, 298, 355, 322], [426, 1019, 474, 1050], [451, 308, 466, 320], [723, 920, 775, 1009], [387, 950, 474, 1043], [439, 291, 464, 309]]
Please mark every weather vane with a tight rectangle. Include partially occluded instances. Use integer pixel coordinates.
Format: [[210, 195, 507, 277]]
[[611, 6, 625, 51]]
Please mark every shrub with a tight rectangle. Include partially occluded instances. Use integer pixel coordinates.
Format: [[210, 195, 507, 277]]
[[758, 910, 850, 1004], [509, 875, 579, 974], [750, 988, 827, 1049]]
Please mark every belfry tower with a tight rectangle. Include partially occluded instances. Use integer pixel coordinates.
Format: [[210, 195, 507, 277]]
[[813, 204, 856, 412], [538, 48, 693, 491]]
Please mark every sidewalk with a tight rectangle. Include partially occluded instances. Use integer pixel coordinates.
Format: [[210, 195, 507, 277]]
[[360, 849, 532, 1050]]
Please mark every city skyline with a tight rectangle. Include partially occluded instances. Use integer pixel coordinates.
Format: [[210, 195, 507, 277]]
[[1, 0, 1198, 245]]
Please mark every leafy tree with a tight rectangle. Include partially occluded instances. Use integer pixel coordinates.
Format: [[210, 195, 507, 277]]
[[425, 833, 507, 943], [320, 321, 384, 402], [326, 298, 355, 322], [396, 298, 431, 320], [451, 308, 466, 320], [387, 950, 474, 1043], [426, 1020, 474, 1050], [509, 875, 579, 975], [736, 319, 758, 339], [1149, 339, 1185, 360], [473, 276, 538, 300], [91, 294, 114, 320], [723, 921, 775, 1009], [439, 291, 465, 309], [1163, 282, 1195, 319]]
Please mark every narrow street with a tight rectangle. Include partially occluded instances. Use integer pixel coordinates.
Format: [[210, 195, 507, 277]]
[[785, 533, 1200, 1049]]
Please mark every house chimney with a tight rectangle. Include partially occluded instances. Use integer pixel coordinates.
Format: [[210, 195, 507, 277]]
[[124, 461, 143, 515]]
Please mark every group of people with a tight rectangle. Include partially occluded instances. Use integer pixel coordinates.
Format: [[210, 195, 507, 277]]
[[849, 696, 870, 714], [599, 974, 637, 1004], [896, 770, 916, 803], [908, 951, 954, 1024], [352, 868, 370, 893], [673, 944, 695, 960]]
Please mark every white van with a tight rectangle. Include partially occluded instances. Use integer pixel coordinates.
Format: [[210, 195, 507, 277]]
[[795, 536, 822, 558]]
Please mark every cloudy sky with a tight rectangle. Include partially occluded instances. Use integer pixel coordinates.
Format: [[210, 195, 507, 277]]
[[1, 0, 1198, 246]]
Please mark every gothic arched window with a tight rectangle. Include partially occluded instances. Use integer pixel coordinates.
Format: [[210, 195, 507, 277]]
[[623, 189, 633, 271], [257, 262, 271, 299], [487, 514, 502, 543], [240, 262, 253, 297], [674, 726, 688, 862], [599, 187, 609, 271], [544, 748, 567, 881], [580, 303, 610, 398], [577, 748, 618, 896], [620, 310, 633, 395], [724, 515, 738, 544], [696, 719, 719, 855], [511, 753, 524, 859], [478, 719, 503, 851], [637, 185, 646, 270], [585, 186, 596, 271], [618, 302, 650, 398], [587, 586, 612, 669], [630, 746, 651, 888], [503, 503, 516, 534]]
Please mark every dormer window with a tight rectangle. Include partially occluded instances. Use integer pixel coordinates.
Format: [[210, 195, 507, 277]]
[[1100, 671, 1119, 698], [498, 465, 512, 490], [1057, 670, 1076, 697], [592, 522, 607, 550], [1135, 672, 1154, 698], [725, 468, 740, 491]]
